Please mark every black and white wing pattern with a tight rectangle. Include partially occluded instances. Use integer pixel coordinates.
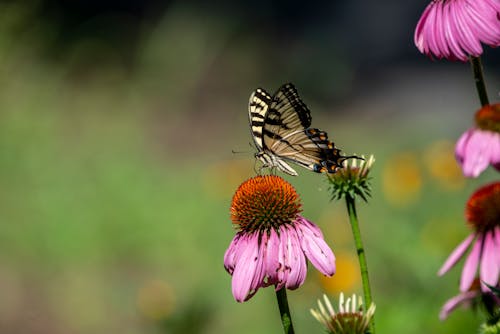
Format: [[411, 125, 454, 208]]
[[248, 83, 348, 176]]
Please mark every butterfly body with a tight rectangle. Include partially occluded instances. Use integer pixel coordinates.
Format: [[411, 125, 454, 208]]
[[248, 83, 348, 176]]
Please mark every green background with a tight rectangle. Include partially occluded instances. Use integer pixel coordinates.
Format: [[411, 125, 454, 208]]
[[0, 2, 499, 333]]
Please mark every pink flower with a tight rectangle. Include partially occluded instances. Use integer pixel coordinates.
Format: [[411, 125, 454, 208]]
[[414, 0, 500, 61], [439, 279, 500, 320], [224, 175, 335, 302], [438, 182, 500, 292], [455, 104, 500, 178]]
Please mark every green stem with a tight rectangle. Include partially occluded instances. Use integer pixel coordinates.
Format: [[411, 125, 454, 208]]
[[275, 288, 295, 334], [345, 195, 375, 334], [469, 56, 489, 107]]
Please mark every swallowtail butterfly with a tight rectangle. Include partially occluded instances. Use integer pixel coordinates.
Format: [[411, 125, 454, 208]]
[[248, 83, 353, 176]]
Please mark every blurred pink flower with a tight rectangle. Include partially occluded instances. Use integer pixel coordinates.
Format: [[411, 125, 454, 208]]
[[224, 175, 335, 302], [456, 104, 500, 178], [439, 279, 500, 320], [414, 0, 500, 61], [439, 289, 479, 320], [438, 182, 500, 292]]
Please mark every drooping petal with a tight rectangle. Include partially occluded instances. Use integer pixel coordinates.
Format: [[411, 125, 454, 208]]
[[460, 234, 482, 292], [480, 231, 500, 290], [414, 0, 500, 61], [488, 132, 500, 165], [455, 129, 493, 177], [439, 290, 478, 320], [231, 231, 264, 302], [438, 234, 475, 276], [264, 228, 280, 286], [296, 217, 335, 276], [249, 233, 267, 294], [496, 227, 500, 250], [283, 225, 307, 290], [276, 227, 289, 291], [224, 232, 245, 274], [455, 128, 473, 165]]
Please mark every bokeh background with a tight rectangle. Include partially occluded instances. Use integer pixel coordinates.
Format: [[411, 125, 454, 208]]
[[1, 1, 499, 333]]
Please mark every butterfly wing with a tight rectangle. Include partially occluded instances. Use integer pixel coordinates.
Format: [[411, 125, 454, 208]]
[[248, 83, 345, 175], [270, 128, 344, 173], [248, 86, 299, 175]]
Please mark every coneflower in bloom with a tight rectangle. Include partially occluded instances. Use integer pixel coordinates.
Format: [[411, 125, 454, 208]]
[[310, 293, 376, 334], [438, 182, 500, 292], [456, 103, 500, 178], [224, 175, 335, 302], [414, 0, 500, 61]]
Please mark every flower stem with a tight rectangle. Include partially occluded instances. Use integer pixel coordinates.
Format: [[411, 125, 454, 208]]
[[469, 56, 489, 107], [345, 195, 375, 334], [275, 288, 295, 334]]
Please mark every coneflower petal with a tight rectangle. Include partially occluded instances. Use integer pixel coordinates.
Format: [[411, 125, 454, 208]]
[[480, 231, 500, 290], [460, 235, 482, 292], [438, 234, 475, 276], [296, 217, 336, 276]]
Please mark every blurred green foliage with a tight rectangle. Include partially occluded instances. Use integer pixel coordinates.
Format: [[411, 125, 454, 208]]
[[0, 1, 498, 333]]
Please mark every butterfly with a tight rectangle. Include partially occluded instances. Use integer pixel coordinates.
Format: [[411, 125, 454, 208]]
[[248, 83, 354, 176]]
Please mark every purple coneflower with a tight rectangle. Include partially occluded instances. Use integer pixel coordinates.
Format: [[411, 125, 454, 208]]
[[456, 103, 500, 178], [224, 175, 335, 302], [439, 279, 500, 320], [414, 0, 500, 61], [438, 182, 500, 292]]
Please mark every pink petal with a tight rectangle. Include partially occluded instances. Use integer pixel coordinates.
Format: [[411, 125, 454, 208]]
[[480, 231, 500, 291], [451, 0, 483, 56], [495, 227, 500, 248], [439, 290, 478, 320], [231, 232, 264, 302], [415, 2, 434, 52], [296, 218, 335, 276], [455, 128, 473, 164], [488, 132, 500, 165], [264, 228, 280, 286], [467, 2, 500, 45], [249, 234, 267, 292], [443, 1, 466, 60], [276, 227, 289, 291], [283, 225, 307, 290], [438, 234, 475, 276], [494, 226, 500, 267], [224, 232, 245, 274], [460, 234, 482, 292], [455, 129, 493, 178]]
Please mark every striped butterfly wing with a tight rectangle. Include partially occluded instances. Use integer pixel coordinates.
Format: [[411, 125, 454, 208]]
[[248, 83, 344, 175], [270, 127, 344, 173]]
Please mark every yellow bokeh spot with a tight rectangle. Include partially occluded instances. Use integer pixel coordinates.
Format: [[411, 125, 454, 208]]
[[382, 152, 422, 207], [423, 140, 465, 191], [319, 252, 360, 294], [137, 279, 175, 320]]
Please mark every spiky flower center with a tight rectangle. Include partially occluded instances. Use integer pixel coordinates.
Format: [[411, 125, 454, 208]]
[[466, 182, 500, 232], [230, 175, 301, 232], [328, 155, 374, 202], [327, 312, 368, 334], [475, 104, 500, 133]]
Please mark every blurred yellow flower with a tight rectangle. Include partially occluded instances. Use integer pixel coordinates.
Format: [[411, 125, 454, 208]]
[[319, 252, 360, 293], [137, 279, 175, 320], [423, 140, 465, 191], [382, 152, 422, 207]]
